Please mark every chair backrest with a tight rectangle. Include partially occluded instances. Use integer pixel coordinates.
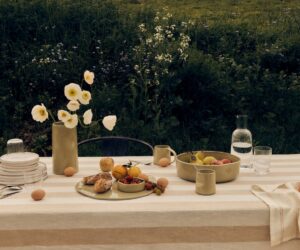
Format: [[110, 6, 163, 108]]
[[78, 136, 154, 156]]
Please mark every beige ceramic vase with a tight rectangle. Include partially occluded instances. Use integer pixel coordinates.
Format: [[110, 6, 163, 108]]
[[52, 122, 78, 175]]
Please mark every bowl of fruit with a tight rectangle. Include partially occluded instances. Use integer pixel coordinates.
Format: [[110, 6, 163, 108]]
[[118, 176, 146, 193], [176, 151, 240, 183]]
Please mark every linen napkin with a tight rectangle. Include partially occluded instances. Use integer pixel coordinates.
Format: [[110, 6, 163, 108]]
[[251, 182, 300, 246]]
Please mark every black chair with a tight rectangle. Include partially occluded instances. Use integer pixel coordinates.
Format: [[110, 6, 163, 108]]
[[78, 136, 153, 156]]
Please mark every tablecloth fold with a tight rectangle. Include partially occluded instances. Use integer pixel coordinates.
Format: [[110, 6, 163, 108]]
[[251, 182, 300, 246]]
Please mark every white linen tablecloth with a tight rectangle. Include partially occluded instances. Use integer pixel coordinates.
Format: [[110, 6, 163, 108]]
[[1, 155, 300, 250]]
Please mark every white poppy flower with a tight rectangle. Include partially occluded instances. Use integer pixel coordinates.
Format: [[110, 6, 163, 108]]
[[84, 70, 95, 85], [102, 115, 117, 131], [83, 109, 93, 125], [64, 83, 82, 101], [79, 90, 91, 105], [64, 114, 78, 129], [67, 100, 80, 112], [31, 104, 49, 123], [57, 110, 71, 122]]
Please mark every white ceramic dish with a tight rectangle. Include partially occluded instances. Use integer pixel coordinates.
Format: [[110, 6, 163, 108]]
[[0, 152, 39, 166], [0, 163, 47, 185], [0, 163, 39, 172]]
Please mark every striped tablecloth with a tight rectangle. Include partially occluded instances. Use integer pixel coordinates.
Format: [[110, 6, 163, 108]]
[[1, 155, 300, 250]]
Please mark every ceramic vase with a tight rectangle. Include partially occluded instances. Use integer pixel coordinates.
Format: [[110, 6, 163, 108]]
[[52, 122, 78, 175]]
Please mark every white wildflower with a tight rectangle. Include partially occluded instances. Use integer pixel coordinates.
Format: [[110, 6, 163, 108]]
[[64, 114, 78, 129], [67, 100, 80, 112], [64, 83, 82, 101], [102, 115, 117, 131], [31, 104, 49, 123], [83, 109, 93, 125]]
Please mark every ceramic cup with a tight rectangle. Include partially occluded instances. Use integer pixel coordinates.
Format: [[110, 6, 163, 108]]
[[195, 169, 216, 195], [153, 145, 177, 165], [7, 138, 24, 154]]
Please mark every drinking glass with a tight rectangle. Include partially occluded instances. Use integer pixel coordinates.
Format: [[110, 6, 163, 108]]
[[253, 146, 272, 175]]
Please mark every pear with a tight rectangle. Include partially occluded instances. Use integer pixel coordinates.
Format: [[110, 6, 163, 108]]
[[195, 151, 205, 161]]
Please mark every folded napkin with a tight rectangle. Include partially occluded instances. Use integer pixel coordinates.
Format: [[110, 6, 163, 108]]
[[251, 182, 300, 246]]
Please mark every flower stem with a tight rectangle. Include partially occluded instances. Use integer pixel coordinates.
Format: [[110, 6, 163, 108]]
[[48, 110, 56, 122], [78, 117, 100, 128]]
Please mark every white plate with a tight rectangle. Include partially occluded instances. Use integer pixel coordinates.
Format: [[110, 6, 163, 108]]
[[0, 162, 44, 176], [0, 152, 39, 166], [0, 164, 47, 185], [0, 163, 39, 172]]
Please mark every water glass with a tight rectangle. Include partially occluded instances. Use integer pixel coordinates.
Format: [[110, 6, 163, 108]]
[[253, 146, 272, 175]]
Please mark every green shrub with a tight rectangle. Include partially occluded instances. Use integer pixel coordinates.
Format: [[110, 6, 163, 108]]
[[0, 0, 299, 155]]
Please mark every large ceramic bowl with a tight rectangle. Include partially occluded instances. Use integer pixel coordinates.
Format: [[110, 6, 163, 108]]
[[176, 151, 240, 183]]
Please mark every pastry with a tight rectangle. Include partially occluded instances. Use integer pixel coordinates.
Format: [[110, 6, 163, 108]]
[[82, 172, 112, 185], [94, 179, 112, 193]]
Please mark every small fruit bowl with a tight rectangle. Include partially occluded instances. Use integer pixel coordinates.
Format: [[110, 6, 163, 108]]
[[176, 151, 240, 183], [117, 177, 145, 193]]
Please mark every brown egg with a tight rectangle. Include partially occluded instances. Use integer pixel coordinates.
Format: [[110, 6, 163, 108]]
[[100, 157, 114, 172], [31, 189, 46, 201], [158, 157, 170, 167], [157, 178, 169, 189], [64, 167, 76, 177], [138, 173, 149, 182]]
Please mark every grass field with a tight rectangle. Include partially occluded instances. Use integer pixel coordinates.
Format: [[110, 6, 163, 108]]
[[116, 0, 300, 27]]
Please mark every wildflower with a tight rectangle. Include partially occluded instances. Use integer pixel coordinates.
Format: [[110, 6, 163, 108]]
[[102, 115, 117, 131], [83, 109, 93, 125], [64, 114, 78, 129], [67, 100, 80, 112], [31, 104, 49, 123], [79, 90, 91, 105], [64, 83, 82, 101], [84, 70, 95, 85], [57, 110, 71, 122]]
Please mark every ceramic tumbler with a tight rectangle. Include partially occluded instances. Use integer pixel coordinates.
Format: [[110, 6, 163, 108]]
[[7, 138, 24, 153], [195, 169, 216, 195], [153, 145, 177, 165]]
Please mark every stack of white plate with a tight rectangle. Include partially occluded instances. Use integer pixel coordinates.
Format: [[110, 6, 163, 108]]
[[0, 152, 48, 185]]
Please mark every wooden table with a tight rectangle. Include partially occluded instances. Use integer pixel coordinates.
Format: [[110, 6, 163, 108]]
[[0, 155, 300, 249]]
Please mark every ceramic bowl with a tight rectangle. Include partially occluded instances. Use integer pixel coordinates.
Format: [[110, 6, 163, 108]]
[[176, 151, 240, 183], [117, 178, 145, 193]]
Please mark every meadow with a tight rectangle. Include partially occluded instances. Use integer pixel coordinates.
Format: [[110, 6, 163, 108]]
[[0, 0, 299, 155]]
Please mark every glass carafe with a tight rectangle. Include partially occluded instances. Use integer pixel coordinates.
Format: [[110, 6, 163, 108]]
[[230, 115, 253, 168]]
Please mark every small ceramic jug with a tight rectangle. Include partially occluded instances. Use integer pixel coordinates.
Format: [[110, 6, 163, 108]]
[[153, 145, 177, 165]]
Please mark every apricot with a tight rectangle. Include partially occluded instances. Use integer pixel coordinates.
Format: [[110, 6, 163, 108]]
[[112, 165, 127, 180], [100, 157, 114, 172], [221, 158, 232, 164], [127, 165, 141, 177], [158, 157, 170, 167], [64, 167, 76, 177], [31, 189, 46, 201]]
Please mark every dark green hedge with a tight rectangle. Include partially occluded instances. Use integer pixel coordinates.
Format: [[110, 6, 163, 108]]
[[0, 0, 299, 155]]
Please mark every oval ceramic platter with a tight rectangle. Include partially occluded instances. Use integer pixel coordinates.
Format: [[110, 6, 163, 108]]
[[75, 177, 155, 201]]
